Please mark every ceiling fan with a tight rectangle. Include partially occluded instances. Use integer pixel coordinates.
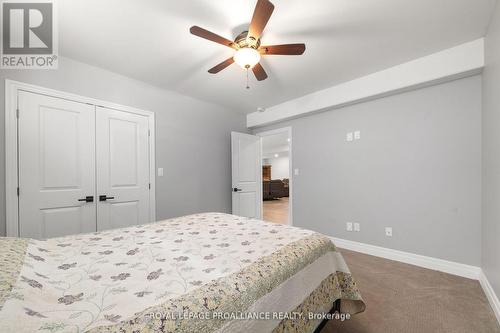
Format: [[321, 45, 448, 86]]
[[189, 0, 305, 86]]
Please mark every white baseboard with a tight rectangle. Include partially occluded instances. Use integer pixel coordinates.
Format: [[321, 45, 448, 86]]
[[331, 237, 500, 326], [330, 237, 481, 280], [479, 271, 500, 324]]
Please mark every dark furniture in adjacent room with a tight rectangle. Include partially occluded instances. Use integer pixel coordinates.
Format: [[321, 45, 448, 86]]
[[263, 179, 289, 200]]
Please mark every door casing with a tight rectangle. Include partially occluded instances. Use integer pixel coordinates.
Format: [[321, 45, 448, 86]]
[[5, 79, 156, 237]]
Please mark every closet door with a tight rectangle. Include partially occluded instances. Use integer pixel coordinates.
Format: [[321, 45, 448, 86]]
[[18, 91, 96, 239], [96, 107, 151, 231]]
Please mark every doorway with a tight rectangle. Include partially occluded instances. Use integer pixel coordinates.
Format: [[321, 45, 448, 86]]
[[257, 127, 292, 225]]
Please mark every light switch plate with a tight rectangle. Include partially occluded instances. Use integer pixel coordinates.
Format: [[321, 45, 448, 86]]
[[346, 222, 353, 232], [346, 132, 353, 142], [158, 168, 164, 177], [354, 223, 360, 232], [354, 131, 361, 140], [294, 168, 299, 176]]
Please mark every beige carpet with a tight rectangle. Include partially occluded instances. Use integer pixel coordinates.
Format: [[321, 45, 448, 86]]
[[323, 249, 500, 333]]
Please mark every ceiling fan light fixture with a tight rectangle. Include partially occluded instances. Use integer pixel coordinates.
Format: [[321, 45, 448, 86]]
[[189, 0, 305, 82], [233, 47, 261, 69]]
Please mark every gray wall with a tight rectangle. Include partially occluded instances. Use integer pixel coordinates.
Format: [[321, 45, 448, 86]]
[[482, 1, 500, 296], [0, 57, 247, 236], [254, 75, 482, 266]]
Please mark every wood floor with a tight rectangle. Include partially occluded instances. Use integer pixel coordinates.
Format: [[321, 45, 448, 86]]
[[323, 249, 500, 333], [263, 197, 289, 225]]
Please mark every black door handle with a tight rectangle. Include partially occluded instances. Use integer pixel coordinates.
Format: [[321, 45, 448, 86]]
[[99, 195, 115, 201], [78, 196, 94, 203], [233, 188, 243, 192]]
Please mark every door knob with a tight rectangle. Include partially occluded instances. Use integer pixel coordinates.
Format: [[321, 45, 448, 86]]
[[233, 188, 243, 192], [99, 195, 115, 201], [78, 196, 94, 203]]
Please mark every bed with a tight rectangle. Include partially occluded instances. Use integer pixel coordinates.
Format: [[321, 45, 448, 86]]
[[0, 213, 365, 333]]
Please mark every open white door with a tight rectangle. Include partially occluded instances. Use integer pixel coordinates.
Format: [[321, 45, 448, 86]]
[[231, 132, 262, 219]]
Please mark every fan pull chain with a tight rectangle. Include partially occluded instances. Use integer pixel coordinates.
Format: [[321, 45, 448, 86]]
[[246, 67, 250, 89]]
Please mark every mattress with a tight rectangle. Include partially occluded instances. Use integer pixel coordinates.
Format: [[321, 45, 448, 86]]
[[0, 213, 365, 332]]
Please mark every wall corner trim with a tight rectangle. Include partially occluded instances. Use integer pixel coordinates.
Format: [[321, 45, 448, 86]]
[[331, 237, 500, 325], [479, 271, 500, 325], [247, 38, 485, 128]]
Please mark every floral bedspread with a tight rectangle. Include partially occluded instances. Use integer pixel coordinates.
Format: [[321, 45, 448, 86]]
[[0, 213, 364, 333]]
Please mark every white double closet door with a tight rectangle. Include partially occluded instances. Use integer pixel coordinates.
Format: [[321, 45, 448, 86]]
[[18, 91, 152, 239]]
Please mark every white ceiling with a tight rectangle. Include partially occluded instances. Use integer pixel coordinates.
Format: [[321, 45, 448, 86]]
[[262, 132, 290, 157], [59, 0, 497, 113]]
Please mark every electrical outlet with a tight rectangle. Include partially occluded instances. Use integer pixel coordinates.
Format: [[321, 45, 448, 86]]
[[354, 131, 361, 140], [346, 132, 353, 142], [346, 222, 353, 232], [385, 227, 393, 237], [354, 223, 360, 232]]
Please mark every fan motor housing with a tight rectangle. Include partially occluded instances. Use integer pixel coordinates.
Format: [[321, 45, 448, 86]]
[[235, 31, 261, 49]]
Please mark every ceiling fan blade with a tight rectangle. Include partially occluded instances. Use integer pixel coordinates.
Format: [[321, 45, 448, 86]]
[[208, 57, 235, 74], [190, 26, 237, 49], [252, 62, 268, 81], [248, 0, 275, 41], [259, 43, 306, 55]]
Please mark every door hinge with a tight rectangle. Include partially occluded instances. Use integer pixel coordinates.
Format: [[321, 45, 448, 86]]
[[148, 129, 150, 137], [16, 108, 19, 118], [16, 187, 19, 196], [148, 183, 151, 190]]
